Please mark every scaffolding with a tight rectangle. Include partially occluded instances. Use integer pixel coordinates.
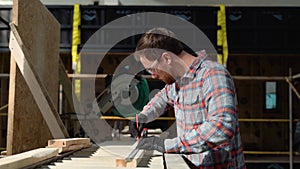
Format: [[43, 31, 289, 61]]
[[1, 70, 300, 168], [78, 72, 300, 167]]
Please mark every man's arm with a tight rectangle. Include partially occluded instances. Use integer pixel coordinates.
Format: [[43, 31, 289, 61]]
[[129, 85, 173, 139], [139, 85, 173, 122]]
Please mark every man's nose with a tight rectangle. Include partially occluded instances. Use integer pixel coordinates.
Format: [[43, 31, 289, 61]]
[[151, 73, 158, 79]]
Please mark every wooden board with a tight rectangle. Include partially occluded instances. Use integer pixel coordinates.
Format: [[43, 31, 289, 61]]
[[58, 143, 92, 153], [164, 154, 190, 169], [48, 138, 91, 148], [115, 141, 148, 167], [116, 149, 145, 167], [7, 0, 67, 155], [58, 59, 76, 113], [47, 138, 91, 153], [0, 148, 59, 169]]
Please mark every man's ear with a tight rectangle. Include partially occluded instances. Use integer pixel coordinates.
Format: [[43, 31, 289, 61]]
[[161, 52, 172, 65]]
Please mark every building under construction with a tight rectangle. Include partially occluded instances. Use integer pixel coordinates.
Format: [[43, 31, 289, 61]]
[[0, 0, 300, 168]]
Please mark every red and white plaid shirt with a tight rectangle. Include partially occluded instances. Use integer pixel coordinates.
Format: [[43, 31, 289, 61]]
[[140, 50, 246, 168]]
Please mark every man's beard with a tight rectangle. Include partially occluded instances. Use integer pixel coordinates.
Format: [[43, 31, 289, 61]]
[[161, 73, 176, 84]]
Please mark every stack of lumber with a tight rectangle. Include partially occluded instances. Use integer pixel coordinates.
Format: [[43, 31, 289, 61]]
[[40, 136, 190, 169], [0, 137, 190, 168], [41, 138, 164, 169], [0, 138, 92, 169]]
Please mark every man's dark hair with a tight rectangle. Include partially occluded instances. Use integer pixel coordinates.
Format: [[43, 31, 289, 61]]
[[135, 28, 184, 61]]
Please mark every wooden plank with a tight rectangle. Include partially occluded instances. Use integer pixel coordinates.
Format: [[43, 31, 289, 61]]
[[47, 138, 92, 153], [113, 141, 152, 168], [59, 59, 75, 112], [58, 143, 92, 153], [164, 154, 190, 169], [48, 138, 91, 148], [116, 150, 148, 167], [0, 148, 59, 169], [245, 155, 300, 163], [148, 150, 164, 168], [7, 0, 68, 155]]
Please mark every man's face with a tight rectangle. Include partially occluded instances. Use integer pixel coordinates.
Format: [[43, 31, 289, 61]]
[[140, 55, 175, 84]]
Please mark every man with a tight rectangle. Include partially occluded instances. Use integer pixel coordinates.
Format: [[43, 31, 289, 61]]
[[130, 27, 246, 168]]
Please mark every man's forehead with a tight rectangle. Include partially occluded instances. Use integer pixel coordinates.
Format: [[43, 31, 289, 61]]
[[139, 55, 151, 65]]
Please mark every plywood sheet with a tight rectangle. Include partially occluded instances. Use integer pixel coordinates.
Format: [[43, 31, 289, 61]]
[[7, 0, 66, 155]]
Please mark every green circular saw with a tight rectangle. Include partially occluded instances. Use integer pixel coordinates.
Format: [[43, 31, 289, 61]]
[[97, 74, 149, 117]]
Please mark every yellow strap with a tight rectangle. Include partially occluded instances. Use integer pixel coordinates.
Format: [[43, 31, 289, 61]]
[[72, 4, 81, 98], [72, 4, 81, 67], [217, 4, 228, 67]]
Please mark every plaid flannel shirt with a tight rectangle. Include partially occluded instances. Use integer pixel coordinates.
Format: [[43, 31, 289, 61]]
[[140, 50, 246, 168]]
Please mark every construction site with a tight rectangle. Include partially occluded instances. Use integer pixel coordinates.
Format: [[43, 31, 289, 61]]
[[0, 0, 300, 168]]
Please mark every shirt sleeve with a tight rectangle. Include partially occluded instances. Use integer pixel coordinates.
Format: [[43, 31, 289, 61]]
[[140, 85, 173, 123], [165, 67, 237, 153]]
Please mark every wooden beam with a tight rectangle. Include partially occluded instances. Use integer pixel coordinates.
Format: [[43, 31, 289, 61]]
[[9, 24, 68, 138], [47, 138, 91, 153], [0, 73, 9, 78], [116, 149, 146, 167], [48, 138, 91, 148], [59, 59, 75, 112], [0, 148, 59, 169], [114, 141, 152, 167], [232, 75, 286, 81]]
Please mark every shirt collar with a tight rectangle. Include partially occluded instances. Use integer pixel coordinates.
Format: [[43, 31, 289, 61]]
[[181, 50, 207, 80]]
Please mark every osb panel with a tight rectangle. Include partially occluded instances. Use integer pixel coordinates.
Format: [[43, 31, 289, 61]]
[[7, 0, 60, 155]]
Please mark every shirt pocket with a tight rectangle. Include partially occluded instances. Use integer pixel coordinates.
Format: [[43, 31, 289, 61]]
[[182, 88, 206, 127], [183, 89, 200, 105]]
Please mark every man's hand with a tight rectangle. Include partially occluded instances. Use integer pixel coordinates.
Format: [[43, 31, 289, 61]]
[[129, 114, 148, 138], [137, 136, 165, 153]]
